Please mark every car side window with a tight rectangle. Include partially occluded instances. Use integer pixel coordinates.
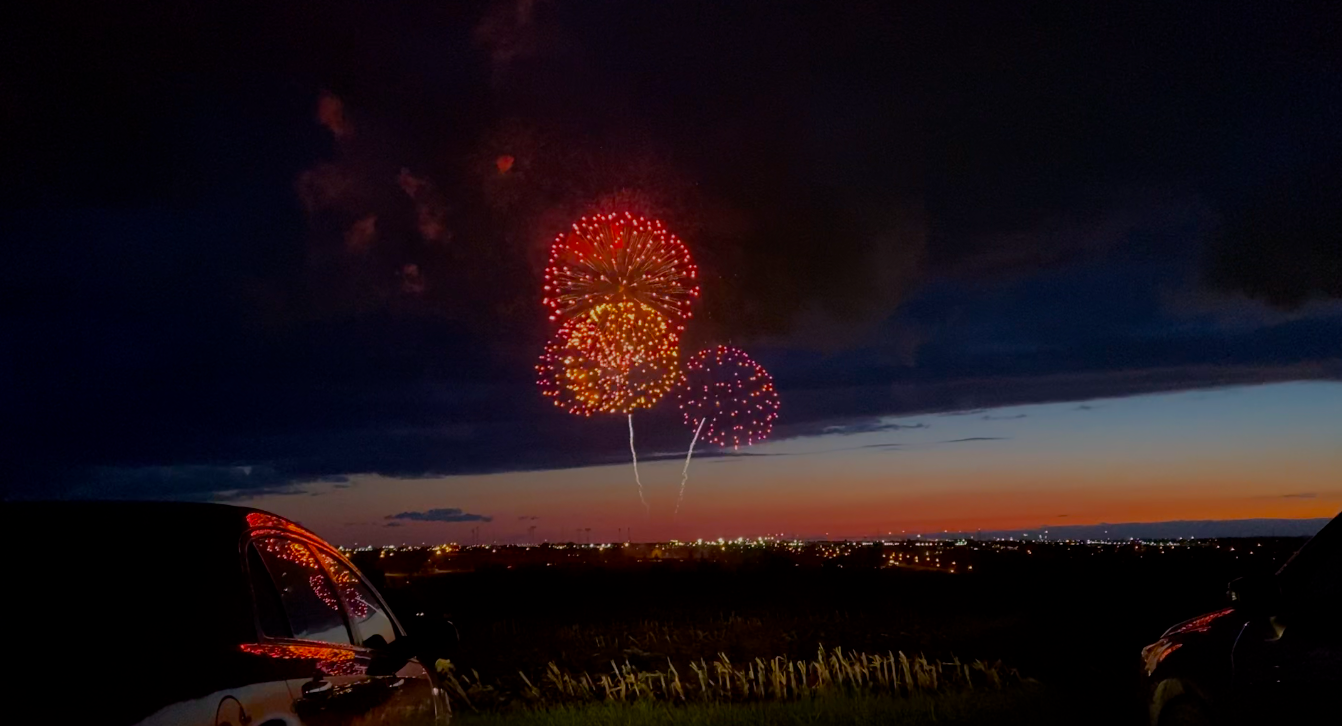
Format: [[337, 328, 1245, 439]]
[[316, 550, 398, 646], [250, 537, 352, 645], [247, 544, 292, 638]]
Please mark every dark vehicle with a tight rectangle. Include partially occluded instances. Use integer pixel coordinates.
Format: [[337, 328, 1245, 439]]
[[7, 502, 450, 726], [1143, 511, 1341, 725]]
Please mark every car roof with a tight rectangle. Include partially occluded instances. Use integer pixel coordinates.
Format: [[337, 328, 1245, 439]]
[[1, 501, 332, 650]]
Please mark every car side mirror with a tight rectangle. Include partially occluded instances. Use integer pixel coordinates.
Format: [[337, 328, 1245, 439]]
[[365, 634, 414, 676], [1228, 574, 1279, 614], [363, 633, 391, 651], [407, 613, 460, 659]]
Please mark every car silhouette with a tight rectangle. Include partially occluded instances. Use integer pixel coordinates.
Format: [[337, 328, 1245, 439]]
[[7, 501, 451, 726], [1142, 510, 1341, 725]]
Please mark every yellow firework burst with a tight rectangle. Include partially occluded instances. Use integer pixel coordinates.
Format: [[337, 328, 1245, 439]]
[[536, 302, 682, 415]]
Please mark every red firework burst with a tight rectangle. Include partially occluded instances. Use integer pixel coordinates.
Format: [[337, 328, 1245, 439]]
[[677, 346, 780, 449], [542, 212, 699, 325]]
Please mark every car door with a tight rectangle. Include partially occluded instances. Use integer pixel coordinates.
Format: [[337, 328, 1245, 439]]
[[1231, 517, 1342, 724], [245, 536, 365, 718], [311, 548, 446, 725]]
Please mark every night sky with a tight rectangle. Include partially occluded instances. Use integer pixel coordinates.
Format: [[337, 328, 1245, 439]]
[[4, 1, 1341, 541]]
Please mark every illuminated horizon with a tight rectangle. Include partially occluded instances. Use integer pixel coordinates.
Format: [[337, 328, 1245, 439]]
[[232, 381, 1342, 546]]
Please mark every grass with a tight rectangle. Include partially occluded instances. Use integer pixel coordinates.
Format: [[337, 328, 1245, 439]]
[[453, 686, 1070, 726], [383, 564, 1202, 724], [390, 567, 1096, 690], [437, 646, 1028, 710]]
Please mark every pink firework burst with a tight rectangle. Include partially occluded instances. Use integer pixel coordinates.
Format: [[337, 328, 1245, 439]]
[[677, 346, 780, 449]]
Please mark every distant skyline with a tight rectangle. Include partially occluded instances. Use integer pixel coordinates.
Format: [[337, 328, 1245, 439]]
[[935, 518, 1332, 542]]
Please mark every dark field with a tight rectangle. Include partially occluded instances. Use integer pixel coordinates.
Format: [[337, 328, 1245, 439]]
[[361, 539, 1303, 724]]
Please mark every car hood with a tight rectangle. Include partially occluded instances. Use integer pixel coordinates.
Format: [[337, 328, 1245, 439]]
[[1142, 606, 1243, 678]]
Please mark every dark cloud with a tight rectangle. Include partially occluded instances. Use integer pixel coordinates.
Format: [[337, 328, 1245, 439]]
[[387, 508, 493, 523], [474, 0, 551, 84], [1205, 150, 1342, 309], [399, 263, 426, 295], [679, 440, 908, 459], [645, 449, 790, 463], [5, 1, 1342, 500], [316, 91, 353, 141], [9, 465, 355, 503], [218, 486, 312, 502], [396, 169, 449, 243], [8, 359, 1340, 501], [819, 421, 929, 436], [704, 452, 788, 463], [53, 465, 292, 501], [941, 437, 1008, 444], [982, 414, 1027, 421], [344, 214, 377, 254], [1281, 493, 1317, 499], [518, 515, 540, 520], [785, 364, 1338, 430], [297, 163, 363, 215]]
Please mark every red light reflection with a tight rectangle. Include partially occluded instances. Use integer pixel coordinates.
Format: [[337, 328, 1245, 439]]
[[246, 512, 311, 535], [241, 643, 353, 661], [1141, 639, 1182, 676], [317, 658, 365, 676], [240, 643, 365, 676], [317, 551, 373, 619], [1167, 607, 1235, 636], [257, 537, 342, 613]]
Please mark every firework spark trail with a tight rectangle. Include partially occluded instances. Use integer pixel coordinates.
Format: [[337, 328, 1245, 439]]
[[628, 413, 649, 514], [675, 417, 707, 516]]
